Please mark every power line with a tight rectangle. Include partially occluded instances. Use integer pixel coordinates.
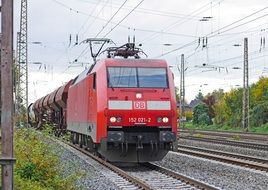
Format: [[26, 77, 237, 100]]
[[211, 14, 268, 37], [73, 0, 145, 62], [140, 0, 224, 44], [212, 6, 268, 35], [186, 51, 268, 78], [80, 0, 110, 39], [95, 0, 128, 38], [76, 0, 101, 34], [156, 6, 268, 58], [51, 0, 199, 40], [185, 23, 268, 60], [75, 0, 202, 20], [103, 0, 145, 38]]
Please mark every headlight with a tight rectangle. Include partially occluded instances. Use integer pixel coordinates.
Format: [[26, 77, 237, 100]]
[[162, 117, 169, 123], [110, 117, 122, 123], [110, 117, 116, 123]]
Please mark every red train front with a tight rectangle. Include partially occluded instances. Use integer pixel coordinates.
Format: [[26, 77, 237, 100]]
[[31, 42, 178, 162], [67, 58, 177, 162]]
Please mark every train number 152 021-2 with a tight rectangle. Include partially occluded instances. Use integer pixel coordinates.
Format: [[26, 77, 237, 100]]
[[128, 117, 151, 123]]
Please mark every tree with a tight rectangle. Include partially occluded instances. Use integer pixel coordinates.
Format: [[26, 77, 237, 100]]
[[185, 110, 193, 121], [222, 88, 243, 127], [195, 92, 204, 101], [250, 102, 268, 127], [193, 103, 212, 125], [251, 77, 268, 105], [203, 95, 216, 118], [175, 87, 180, 102], [213, 99, 228, 126]]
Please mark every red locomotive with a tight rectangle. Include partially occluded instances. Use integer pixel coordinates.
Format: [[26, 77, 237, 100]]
[[31, 41, 178, 162]]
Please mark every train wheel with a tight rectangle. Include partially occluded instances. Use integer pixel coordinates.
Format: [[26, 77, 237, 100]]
[[71, 132, 76, 144], [79, 134, 83, 148], [75, 133, 79, 144], [86, 137, 95, 153]]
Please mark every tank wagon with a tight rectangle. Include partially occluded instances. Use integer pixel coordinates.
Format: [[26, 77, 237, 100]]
[[30, 42, 178, 162]]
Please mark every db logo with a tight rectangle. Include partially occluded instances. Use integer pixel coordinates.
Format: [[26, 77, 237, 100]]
[[133, 101, 146, 109]]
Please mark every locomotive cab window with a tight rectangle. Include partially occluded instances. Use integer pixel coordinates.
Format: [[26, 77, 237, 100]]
[[137, 68, 168, 88], [107, 67, 168, 88]]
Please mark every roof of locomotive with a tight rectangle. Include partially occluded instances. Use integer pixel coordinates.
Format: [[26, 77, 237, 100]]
[[102, 58, 167, 66], [71, 58, 169, 86]]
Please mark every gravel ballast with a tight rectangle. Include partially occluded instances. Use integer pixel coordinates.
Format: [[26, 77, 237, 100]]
[[179, 139, 268, 159], [43, 135, 268, 189], [156, 151, 268, 190], [47, 138, 127, 190]]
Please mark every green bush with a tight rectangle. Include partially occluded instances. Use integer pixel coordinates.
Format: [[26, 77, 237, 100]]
[[14, 128, 76, 190]]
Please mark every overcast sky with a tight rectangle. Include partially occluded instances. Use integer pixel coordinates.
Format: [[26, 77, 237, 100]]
[[13, 0, 268, 103]]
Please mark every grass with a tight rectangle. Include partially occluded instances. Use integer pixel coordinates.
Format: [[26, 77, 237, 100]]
[[250, 123, 268, 133], [0, 127, 80, 190], [181, 122, 268, 134]]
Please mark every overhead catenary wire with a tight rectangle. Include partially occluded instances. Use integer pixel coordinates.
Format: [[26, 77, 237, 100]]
[[80, 0, 110, 39], [140, 0, 225, 44], [51, 0, 201, 40], [76, 0, 101, 35], [102, 0, 145, 38], [94, 0, 128, 38], [156, 6, 268, 58], [186, 49, 268, 77], [73, 0, 145, 63], [75, 0, 203, 20], [43, 2, 266, 96], [185, 23, 268, 60], [183, 22, 268, 75], [50, 0, 145, 78]]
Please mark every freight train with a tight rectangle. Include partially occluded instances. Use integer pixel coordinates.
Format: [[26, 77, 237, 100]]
[[30, 42, 178, 162]]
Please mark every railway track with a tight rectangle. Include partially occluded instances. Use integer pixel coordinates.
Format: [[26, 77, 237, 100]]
[[67, 142, 151, 190], [180, 129, 268, 142], [177, 145, 268, 172], [120, 162, 218, 190], [68, 142, 218, 190], [180, 136, 268, 151]]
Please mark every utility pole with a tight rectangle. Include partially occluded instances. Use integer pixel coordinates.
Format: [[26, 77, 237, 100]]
[[179, 54, 186, 128], [16, 0, 28, 125], [242, 38, 249, 131], [0, 0, 16, 189]]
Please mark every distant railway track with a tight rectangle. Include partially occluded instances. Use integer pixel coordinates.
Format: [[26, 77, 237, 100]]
[[68, 142, 218, 190], [177, 145, 268, 172], [180, 129, 268, 142], [180, 136, 268, 151]]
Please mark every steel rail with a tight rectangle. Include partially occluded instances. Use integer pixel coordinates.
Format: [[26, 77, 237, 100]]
[[180, 136, 268, 151], [67, 142, 152, 190], [143, 162, 219, 190], [180, 128, 268, 136], [178, 144, 268, 164], [177, 145, 268, 172], [66, 139, 218, 190], [180, 129, 268, 142]]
